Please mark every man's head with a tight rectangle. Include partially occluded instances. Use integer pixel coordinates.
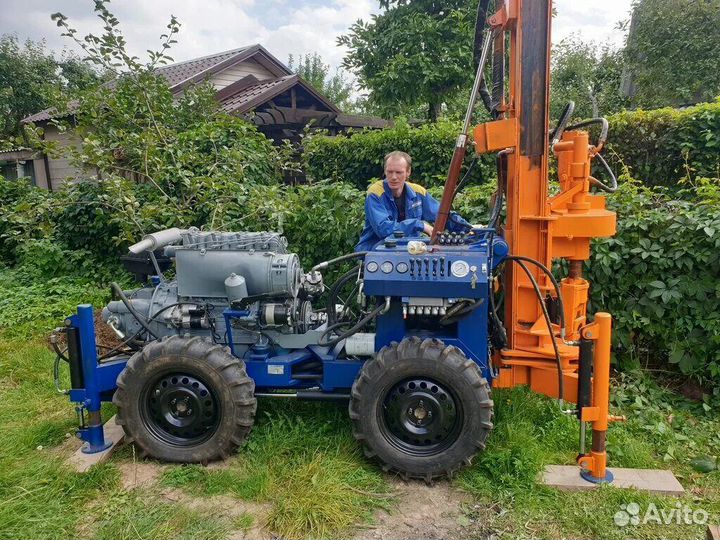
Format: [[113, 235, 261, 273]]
[[384, 151, 412, 197]]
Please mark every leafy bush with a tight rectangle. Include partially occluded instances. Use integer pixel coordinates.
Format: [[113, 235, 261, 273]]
[[588, 175, 720, 385], [606, 100, 720, 188], [303, 118, 495, 190]]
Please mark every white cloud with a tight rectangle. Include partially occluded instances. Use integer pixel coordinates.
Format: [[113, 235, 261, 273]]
[[0, 0, 630, 75], [553, 0, 632, 48]]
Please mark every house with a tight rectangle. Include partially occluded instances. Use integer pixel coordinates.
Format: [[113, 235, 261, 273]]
[[21, 44, 388, 189]]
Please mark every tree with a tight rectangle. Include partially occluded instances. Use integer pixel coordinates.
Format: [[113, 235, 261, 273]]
[[622, 0, 720, 108], [550, 36, 628, 120], [0, 35, 101, 137], [338, 0, 476, 122], [287, 53, 356, 112]]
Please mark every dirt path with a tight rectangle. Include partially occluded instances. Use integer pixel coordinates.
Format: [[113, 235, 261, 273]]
[[352, 478, 494, 540], [105, 452, 494, 540]]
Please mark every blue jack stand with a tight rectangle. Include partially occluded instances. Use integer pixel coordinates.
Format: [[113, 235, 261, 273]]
[[66, 304, 127, 454]]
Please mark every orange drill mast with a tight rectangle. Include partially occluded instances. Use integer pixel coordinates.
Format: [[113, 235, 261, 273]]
[[435, 0, 621, 483]]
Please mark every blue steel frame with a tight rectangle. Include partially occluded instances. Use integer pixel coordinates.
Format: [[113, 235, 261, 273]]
[[63, 229, 507, 451]]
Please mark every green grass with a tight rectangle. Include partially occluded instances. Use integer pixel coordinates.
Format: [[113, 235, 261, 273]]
[[159, 401, 393, 539], [456, 384, 720, 539]]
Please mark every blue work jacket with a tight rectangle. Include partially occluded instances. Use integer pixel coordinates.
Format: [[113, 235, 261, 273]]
[[355, 179, 471, 252]]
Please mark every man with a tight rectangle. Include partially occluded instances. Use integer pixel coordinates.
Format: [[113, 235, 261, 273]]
[[355, 151, 471, 251]]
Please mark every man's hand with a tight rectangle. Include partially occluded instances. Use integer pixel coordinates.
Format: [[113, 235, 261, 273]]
[[423, 222, 434, 236]]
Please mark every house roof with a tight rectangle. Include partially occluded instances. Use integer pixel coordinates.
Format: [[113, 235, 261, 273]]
[[21, 44, 388, 131], [158, 44, 292, 93], [22, 44, 293, 124], [219, 74, 340, 115]]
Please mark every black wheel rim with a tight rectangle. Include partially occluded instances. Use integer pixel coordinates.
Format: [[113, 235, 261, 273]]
[[141, 371, 221, 447], [379, 377, 463, 456]]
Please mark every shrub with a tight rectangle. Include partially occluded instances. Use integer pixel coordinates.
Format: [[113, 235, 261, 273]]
[[588, 175, 720, 384], [606, 100, 720, 188], [302, 119, 495, 190]]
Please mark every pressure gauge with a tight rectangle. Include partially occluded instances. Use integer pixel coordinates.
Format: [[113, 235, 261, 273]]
[[381, 261, 394, 274], [451, 260, 470, 278], [396, 262, 409, 274], [366, 261, 379, 273]]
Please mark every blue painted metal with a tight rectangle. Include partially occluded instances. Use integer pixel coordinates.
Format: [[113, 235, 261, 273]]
[[67, 305, 112, 453], [581, 468, 615, 484], [63, 229, 507, 433]]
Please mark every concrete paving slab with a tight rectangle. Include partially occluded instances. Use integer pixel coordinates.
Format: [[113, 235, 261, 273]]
[[542, 465, 684, 495], [68, 415, 125, 473]]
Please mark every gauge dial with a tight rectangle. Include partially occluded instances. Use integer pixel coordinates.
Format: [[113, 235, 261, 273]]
[[366, 261, 379, 273], [381, 261, 394, 274], [396, 262, 409, 274], [451, 260, 470, 278]]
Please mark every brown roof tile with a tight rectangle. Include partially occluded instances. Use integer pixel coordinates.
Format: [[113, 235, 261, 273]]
[[219, 75, 297, 113], [155, 46, 251, 88]]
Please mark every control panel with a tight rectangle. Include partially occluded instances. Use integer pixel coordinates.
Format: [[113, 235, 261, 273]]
[[362, 246, 489, 299]]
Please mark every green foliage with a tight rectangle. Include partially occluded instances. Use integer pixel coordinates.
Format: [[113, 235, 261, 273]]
[[550, 36, 628, 120], [588, 176, 720, 385], [0, 34, 101, 137], [606, 101, 720, 187], [624, 0, 720, 108], [287, 52, 357, 112], [25, 1, 282, 204], [339, 0, 477, 121], [0, 177, 56, 263], [303, 118, 495, 190]]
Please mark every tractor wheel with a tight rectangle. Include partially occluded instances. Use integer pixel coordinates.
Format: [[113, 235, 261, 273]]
[[113, 335, 256, 463], [349, 337, 493, 481]]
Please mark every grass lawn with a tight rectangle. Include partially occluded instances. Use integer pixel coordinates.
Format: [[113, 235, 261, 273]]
[[1, 270, 719, 539]]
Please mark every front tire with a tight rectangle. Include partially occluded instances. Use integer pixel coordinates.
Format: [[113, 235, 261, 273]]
[[349, 337, 493, 481], [113, 336, 256, 462]]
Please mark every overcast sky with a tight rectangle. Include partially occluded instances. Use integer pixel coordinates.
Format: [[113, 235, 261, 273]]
[[0, 0, 633, 76]]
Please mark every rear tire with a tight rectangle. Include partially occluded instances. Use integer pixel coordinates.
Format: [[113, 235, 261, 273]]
[[113, 335, 256, 462], [349, 337, 493, 481]]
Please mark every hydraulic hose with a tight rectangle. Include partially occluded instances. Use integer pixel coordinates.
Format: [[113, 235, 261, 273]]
[[473, 0, 493, 113], [590, 153, 618, 194], [110, 282, 159, 340], [508, 259, 565, 405], [504, 256, 567, 338], [550, 101, 576, 147], [318, 298, 389, 348], [565, 118, 609, 152], [312, 252, 367, 272], [326, 264, 362, 328]]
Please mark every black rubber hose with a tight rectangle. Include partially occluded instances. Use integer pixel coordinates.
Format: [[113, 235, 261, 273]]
[[312, 252, 367, 272], [510, 259, 565, 404], [326, 264, 362, 327], [110, 282, 159, 340], [473, 0, 493, 113], [452, 156, 480, 198], [565, 118, 609, 150], [590, 153, 618, 194], [504, 256, 566, 335], [550, 101, 576, 146], [318, 302, 386, 347], [98, 300, 200, 360], [439, 299, 485, 326]]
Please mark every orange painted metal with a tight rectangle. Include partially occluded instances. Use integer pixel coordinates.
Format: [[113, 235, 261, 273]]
[[576, 314, 619, 480], [471, 1, 616, 414]]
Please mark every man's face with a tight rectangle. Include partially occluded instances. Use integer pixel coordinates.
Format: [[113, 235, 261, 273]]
[[385, 157, 411, 196]]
